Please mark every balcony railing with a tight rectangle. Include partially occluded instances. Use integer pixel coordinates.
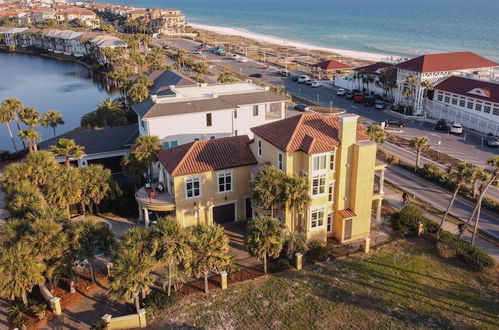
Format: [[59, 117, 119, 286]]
[[135, 183, 175, 209]]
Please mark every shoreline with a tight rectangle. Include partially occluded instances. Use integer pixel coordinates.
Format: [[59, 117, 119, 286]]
[[189, 22, 402, 63]]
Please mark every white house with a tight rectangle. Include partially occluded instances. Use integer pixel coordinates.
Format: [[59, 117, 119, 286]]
[[394, 51, 497, 116], [425, 76, 499, 135], [132, 80, 288, 148]]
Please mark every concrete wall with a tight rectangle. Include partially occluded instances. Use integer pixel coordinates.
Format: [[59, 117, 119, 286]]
[[102, 309, 146, 329]]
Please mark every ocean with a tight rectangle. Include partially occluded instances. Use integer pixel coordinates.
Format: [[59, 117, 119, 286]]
[[97, 0, 499, 62]]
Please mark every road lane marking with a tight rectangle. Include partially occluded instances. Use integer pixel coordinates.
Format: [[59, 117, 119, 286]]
[[351, 105, 359, 109]]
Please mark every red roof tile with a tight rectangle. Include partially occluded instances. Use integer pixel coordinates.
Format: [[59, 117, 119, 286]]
[[251, 113, 369, 153], [434, 76, 499, 104], [158, 135, 258, 177], [396, 51, 497, 73], [311, 60, 351, 71], [338, 209, 356, 219], [354, 62, 396, 76]]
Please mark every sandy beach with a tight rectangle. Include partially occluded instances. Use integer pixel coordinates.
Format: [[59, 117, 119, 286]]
[[189, 22, 403, 63]]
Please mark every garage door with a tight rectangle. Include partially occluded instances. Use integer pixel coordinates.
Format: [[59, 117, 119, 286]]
[[213, 203, 236, 223]]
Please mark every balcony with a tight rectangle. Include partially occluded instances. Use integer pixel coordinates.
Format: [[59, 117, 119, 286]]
[[135, 182, 175, 212]]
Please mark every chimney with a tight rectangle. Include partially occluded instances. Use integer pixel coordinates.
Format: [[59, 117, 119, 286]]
[[338, 114, 358, 146]]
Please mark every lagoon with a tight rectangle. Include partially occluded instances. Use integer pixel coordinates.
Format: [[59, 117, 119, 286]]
[[0, 52, 113, 152]]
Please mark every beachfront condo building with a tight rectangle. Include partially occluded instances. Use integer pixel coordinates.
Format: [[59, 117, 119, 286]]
[[135, 113, 385, 244], [131, 79, 288, 148]]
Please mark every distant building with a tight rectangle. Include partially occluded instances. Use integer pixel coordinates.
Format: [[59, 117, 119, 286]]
[[311, 59, 352, 79]]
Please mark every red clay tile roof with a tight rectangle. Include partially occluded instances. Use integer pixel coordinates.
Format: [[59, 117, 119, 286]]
[[251, 113, 369, 153], [338, 209, 356, 219], [396, 51, 497, 73], [434, 76, 499, 104], [311, 60, 351, 71], [158, 135, 258, 177]]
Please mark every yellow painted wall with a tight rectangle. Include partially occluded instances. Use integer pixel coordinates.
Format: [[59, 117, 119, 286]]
[[172, 164, 254, 228]]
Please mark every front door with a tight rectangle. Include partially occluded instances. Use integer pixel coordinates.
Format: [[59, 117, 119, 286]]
[[245, 198, 253, 219], [213, 203, 236, 223], [344, 218, 353, 241], [327, 213, 333, 235]]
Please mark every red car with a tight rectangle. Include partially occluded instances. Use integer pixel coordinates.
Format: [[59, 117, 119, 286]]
[[353, 93, 364, 103]]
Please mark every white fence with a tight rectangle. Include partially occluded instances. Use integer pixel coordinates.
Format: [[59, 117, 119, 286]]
[[424, 99, 499, 136]]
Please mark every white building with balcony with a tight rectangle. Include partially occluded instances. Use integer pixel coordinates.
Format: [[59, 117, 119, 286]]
[[131, 79, 288, 148]]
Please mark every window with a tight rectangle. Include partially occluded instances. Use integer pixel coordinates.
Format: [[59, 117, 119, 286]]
[[329, 151, 336, 171], [493, 107, 499, 116], [475, 103, 482, 111], [171, 141, 178, 147], [206, 113, 212, 127], [310, 207, 325, 229], [163, 141, 178, 148], [312, 174, 326, 196], [437, 94, 443, 101], [234, 130, 238, 136], [163, 141, 169, 149], [484, 105, 491, 113], [217, 172, 232, 193], [277, 152, 284, 170], [328, 181, 335, 202], [234, 110, 238, 119], [451, 98, 457, 105], [312, 154, 327, 172], [444, 96, 450, 103], [185, 177, 200, 198], [210, 136, 215, 139], [194, 138, 199, 141], [253, 105, 259, 116], [467, 101, 473, 109], [257, 139, 262, 157], [327, 213, 333, 232], [459, 99, 466, 107]]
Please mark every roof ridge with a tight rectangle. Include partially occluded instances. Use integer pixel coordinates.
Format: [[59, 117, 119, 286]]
[[171, 141, 198, 176], [284, 114, 306, 152]]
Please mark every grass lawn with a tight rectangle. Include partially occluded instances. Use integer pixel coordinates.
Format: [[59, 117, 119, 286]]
[[150, 238, 499, 329]]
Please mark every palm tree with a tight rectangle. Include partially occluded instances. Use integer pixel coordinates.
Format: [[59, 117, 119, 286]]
[[23, 150, 58, 188], [403, 75, 418, 114], [174, 49, 186, 69], [251, 166, 286, 218], [468, 167, 489, 198], [121, 154, 148, 189], [80, 165, 111, 214], [96, 98, 124, 128], [0, 218, 31, 244], [119, 227, 156, 255], [0, 99, 19, 151], [19, 106, 40, 128], [150, 217, 192, 296], [410, 137, 429, 170], [283, 175, 310, 232], [76, 218, 114, 283], [24, 219, 68, 262], [5, 181, 47, 217], [217, 72, 237, 83], [188, 224, 232, 294], [1, 97, 25, 148], [131, 135, 162, 181], [50, 138, 85, 167], [109, 247, 155, 312], [366, 124, 387, 145], [18, 128, 41, 153], [459, 157, 499, 244], [245, 216, 284, 274], [437, 163, 470, 237], [127, 83, 149, 104], [41, 110, 64, 137], [44, 165, 82, 219], [420, 80, 434, 98], [0, 241, 46, 305]]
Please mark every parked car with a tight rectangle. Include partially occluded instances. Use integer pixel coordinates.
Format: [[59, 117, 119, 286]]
[[249, 73, 262, 78], [311, 80, 322, 88], [363, 96, 375, 106], [336, 88, 347, 96], [281, 70, 291, 77], [345, 91, 354, 99], [298, 75, 309, 83], [384, 119, 405, 128], [192, 49, 202, 54], [353, 93, 364, 103], [231, 54, 240, 60], [291, 75, 299, 81], [374, 100, 386, 109], [435, 119, 448, 131], [238, 57, 248, 63], [305, 79, 314, 85], [486, 136, 499, 147], [450, 122, 463, 134], [294, 104, 310, 111]]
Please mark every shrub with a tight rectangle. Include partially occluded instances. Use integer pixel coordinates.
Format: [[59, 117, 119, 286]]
[[275, 258, 291, 271], [305, 240, 330, 263], [439, 231, 496, 270], [436, 241, 456, 258], [281, 232, 307, 260], [30, 302, 48, 320], [91, 320, 109, 330], [143, 289, 178, 319]]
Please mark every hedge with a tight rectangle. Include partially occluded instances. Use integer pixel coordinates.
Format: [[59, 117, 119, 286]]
[[391, 205, 438, 235]]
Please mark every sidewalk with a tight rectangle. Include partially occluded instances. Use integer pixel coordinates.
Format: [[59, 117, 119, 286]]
[[384, 186, 499, 262]]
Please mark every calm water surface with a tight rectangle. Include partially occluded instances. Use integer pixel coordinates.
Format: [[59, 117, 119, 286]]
[[0, 52, 114, 152]]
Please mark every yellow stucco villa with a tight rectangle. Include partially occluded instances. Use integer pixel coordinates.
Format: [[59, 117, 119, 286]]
[[135, 113, 385, 243]]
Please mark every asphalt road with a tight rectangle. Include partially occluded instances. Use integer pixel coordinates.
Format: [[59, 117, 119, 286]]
[[385, 165, 498, 239]]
